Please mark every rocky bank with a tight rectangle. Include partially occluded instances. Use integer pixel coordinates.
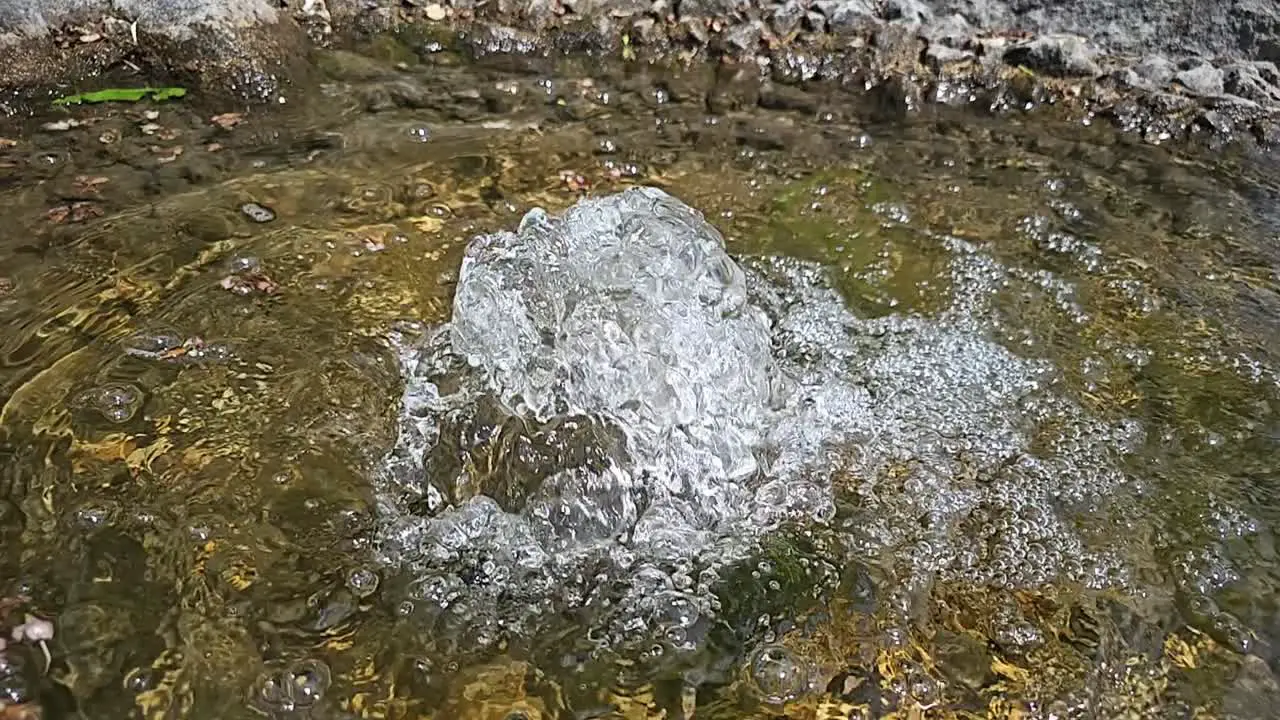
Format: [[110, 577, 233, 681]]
[[1, 0, 1278, 142]]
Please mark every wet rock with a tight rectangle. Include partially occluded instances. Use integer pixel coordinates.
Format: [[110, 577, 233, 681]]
[[1223, 655, 1280, 718], [315, 49, 395, 81], [757, 82, 820, 114], [881, 0, 932, 25], [925, 44, 973, 71], [1175, 61, 1225, 96], [1003, 34, 1099, 78], [770, 1, 806, 37], [815, 0, 876, 31], [1132, 55, 1176, 88], [1224, 61, 1280, 104], [920, 13, 974, 49]]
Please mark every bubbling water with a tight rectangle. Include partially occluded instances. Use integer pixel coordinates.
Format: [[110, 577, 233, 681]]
[[373, 187, 1145, 663]]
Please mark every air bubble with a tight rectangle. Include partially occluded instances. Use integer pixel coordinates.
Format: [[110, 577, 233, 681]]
[[76, 383, 144, 423], [749, 645, 810, 703], [374, 188, 1156, 669], [252, 659, 331, 712], [346, 567, 379, 598]]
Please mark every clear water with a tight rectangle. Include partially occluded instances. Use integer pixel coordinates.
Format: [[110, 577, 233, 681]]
[[0, 37, 1277, 719]]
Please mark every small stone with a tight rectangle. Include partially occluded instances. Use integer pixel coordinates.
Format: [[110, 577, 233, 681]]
[[79, 33, 101, 43], [424, 3, 447, 21], [211, 112, 244, 130], [140, 123, 161, 135], [143, 110, 159, 120], [41, 119, 81, 132], [240, 202, 276, 223]]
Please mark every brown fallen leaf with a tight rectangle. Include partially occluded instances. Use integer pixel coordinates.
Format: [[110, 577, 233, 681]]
[[210, 112, 243, 130], [219, 271, 279, 296], [47, 202, 104, 224], [72, 175, 110, 195], [206, 143, 223, 152], [151, 145, 185, 164], [0, 138, 16, 148]]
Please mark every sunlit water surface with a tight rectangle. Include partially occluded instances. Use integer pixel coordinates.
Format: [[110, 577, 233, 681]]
[[0, 39, 1279, 720]]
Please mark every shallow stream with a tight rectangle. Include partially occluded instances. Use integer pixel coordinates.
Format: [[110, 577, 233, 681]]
[[1, 35, 1280, 720]]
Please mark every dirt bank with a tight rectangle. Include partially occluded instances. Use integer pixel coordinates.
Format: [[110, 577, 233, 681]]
[[1, 0, 1278, 144]]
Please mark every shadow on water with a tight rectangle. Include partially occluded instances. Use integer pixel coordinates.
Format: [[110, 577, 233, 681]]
[[0, 33, 1278, 719]]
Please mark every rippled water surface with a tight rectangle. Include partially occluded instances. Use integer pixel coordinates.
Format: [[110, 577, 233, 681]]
[[2, 38, 1280, 719]]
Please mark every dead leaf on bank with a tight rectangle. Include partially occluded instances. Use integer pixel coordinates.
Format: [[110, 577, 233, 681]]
[[206, 143, 223, 152], [210, 112, 243, 130], [0, 138, 16, 148]]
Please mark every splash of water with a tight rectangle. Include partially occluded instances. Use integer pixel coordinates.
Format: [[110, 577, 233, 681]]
[[373, 186, 1145, 662]]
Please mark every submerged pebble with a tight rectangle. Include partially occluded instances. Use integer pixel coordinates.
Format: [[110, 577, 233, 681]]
[[240, 202, 276, 223]]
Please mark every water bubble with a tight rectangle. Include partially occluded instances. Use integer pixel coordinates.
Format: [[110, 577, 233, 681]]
[[346, 567, 379, 598], [749, 645, 810, 703], [287, 659, 331, 706], [77, 383, 144, 423], [229, 255, 261, 273], [122, 328, 185, 359], [255, 669, 293, 709], [253, 659, 331, 712], [374, 187, 1154, 669]]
